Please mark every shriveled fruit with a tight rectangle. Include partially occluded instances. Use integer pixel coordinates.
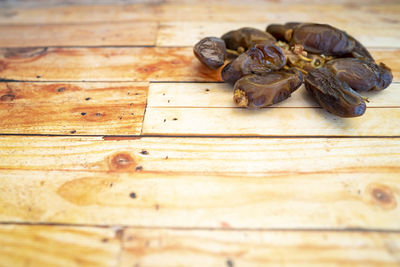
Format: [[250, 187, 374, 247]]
[[193, 37, 226, 69], [221, 44, 286, 85], [304, 67, 366, 117], [326, 58, 393, 91], [221, 27, 276, 51], [233, 68, 303, 109]]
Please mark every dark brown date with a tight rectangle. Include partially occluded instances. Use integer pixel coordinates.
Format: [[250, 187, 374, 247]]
[[266, 22, 300, 42], [221, 27, 276, 51], [347, 35, 374, 61], [193, 37, 226, 69], [304, 67, 366, 117], [283, 23, 355, 56], [221, 44, 286, 85], [326, 58, 393, 91], [233, 68, 303, 109]]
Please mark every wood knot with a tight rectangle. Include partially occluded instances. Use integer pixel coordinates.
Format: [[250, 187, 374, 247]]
[[0, 94, 15, 101], [372, 188, 391, 204], [109, 152, 136, 171], [3, 47, 48, 59], [366, 183, 397, 210]]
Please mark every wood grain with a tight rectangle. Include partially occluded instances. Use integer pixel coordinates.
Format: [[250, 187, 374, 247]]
[[0, 47, 397, 82], [143, 107, 400, 136], [0, 137, 399, 228], [2, 3, 398, 25], [157, 3, 400, 24], [157, 22, 400, 48], [0, 169, 399, 228], [0, 82, 147, 135], [1, 136, 399, 174], [0, 21, 157, 47], [0, 4, 158, 24], [147, 83, 400, 108], [121, 229, 400, 267], [0, 225, 121, 267], [0, 47, 221, 82], [0, 0, 163, 8]]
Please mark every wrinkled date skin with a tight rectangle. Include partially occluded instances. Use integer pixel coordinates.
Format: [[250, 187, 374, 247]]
[[305, 67, 366, 117], [193, 37, 226, 69], [290, 23, 355, 56], [233, 68, 303, 108], [268, 23, 355, 56], [326, 58, 393, 91], [221, 27, 276, 51], [221, 44, 286, 85]]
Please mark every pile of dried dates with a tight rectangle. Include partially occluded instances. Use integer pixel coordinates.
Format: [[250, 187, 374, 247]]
[[193, 22, 393, 117]]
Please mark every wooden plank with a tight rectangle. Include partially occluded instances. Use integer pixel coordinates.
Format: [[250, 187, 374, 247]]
[[142, 107, 400, 136], [0, 47, 397, 82], [0, 136, 399, 173], [157, 3, 400, 24], [0, 136, 398, 227], [165, 0, 400, 4], [121, 229, 400, 267], [0, 21, 157, 47], [147, 83, 400, 108], [0, 224, 121, 267], [0, 47, 221, 82], [0, 82, 147, 135], [0, 4, 158, 24], [0, 0, 163, 8], [0, 3, 399, 25], [0, 169, 399, 228], [157, 22, 400, 48]]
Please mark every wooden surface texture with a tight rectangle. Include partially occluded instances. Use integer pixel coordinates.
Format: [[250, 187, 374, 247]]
[[0, 0, 399, 266]]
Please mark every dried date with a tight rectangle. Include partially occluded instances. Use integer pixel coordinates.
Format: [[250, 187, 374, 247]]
[[304, 67, 366, 117], [193, 37, 226, 69], [326, 58, 392, 91], [221, 27, 276, 52], [221, 44, 286, 85], [233, 68, 303, 108], [268, 22, 355, 56]]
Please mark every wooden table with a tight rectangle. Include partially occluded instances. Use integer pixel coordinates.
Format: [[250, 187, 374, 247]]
[[0, 0, 399, 266]]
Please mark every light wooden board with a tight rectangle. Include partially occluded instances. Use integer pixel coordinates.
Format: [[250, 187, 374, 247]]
[[121, 229, 400, 267], [1, 136, 399, 174], [157, 22, 400, 48], [0, 0, 163, 8], [147, 83, 400, 108], [0, 3, 399, 25], [0, 21, 158, 47], [143, 107, 400, 136], [0, 225, 121, 267], [1, 169, 399, 228], [0, 82, 148, 135], [0, 137, 399, 227], [0, 47, 397, 82], [0, 4, 158, 24], [157, 3, 400, 24], [0, 47, 221, 82]]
